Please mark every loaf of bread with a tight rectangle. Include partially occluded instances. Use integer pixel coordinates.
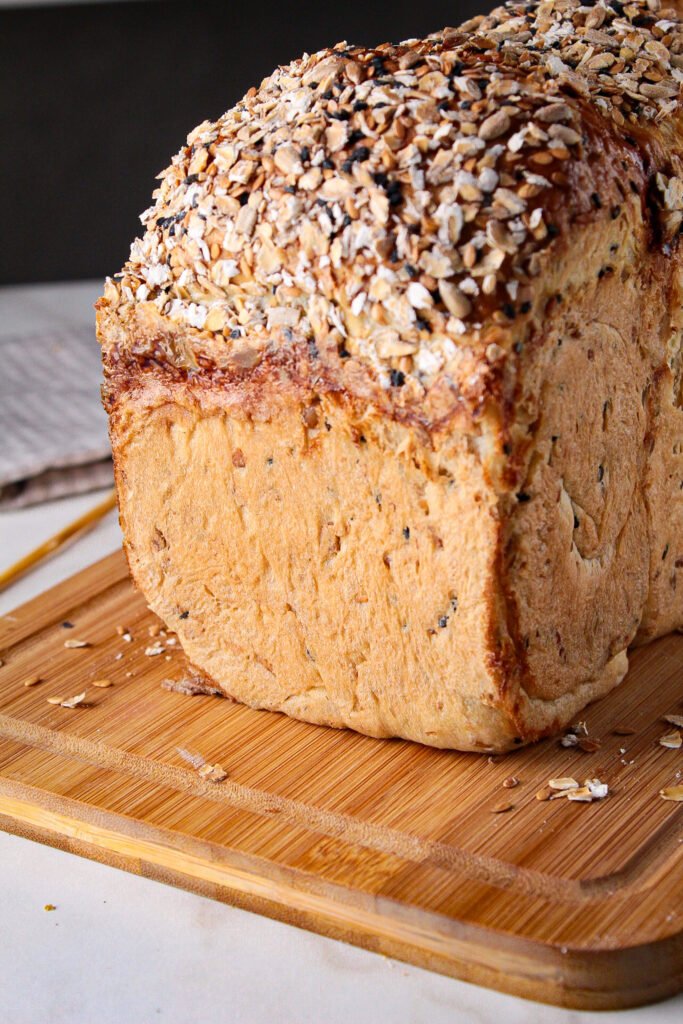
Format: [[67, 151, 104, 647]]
[[97, 0, 683, 752]]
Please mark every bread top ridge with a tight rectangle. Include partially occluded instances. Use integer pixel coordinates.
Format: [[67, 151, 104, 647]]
[[97, 0, 683, 437]]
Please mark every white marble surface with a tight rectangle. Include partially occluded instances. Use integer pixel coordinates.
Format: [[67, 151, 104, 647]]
[[0, 281, 681, 1024]]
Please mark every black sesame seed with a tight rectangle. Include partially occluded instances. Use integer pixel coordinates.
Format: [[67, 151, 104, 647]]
[[322, 158, 335, 170], [299, 146, 310, 162], [513, 340, 524, 353], [516, 492, 531, 502], [238, 192, 249, 206], [390, 369, 405, 387], [519, 301, 532, 314], [403, 526, 410, 540], [547, 223, 558, 238], [611, 205, 621, 219], [503, 302, 516, 319], [348, 130, 364, 146], [438, 616, 449, 629], [322, 89, 334, 100], [353, 100, 369, 111], [598, 464, 604, 482], [183, 174, 200, 185], [590, 192, 602, 209], [284, 184, 297, 194], [573, 515, 580, 530], [386, 181, 403, 206], [179, 611, 189, 620], [230, 329, 241, 339], [61, 621, 74, 629]]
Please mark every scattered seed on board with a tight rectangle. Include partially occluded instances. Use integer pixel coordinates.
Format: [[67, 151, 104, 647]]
[[92, 679, 113, 688], [47, 691, 87, 708], [63, 639, 90, 649], [660, 786, 683, 802], [548, 777, 579, 791], [145, 643, 165, 657], [198, 763, 228, 783], [502, 776, 519, 789], [23, 675, 42, 687], [658, 730, 682, 749], [664, 714, 683, 729], [577, 738, 601, 753]]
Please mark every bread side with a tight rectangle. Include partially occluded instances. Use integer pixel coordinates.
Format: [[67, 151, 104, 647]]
[[98, 0, 683, 750]]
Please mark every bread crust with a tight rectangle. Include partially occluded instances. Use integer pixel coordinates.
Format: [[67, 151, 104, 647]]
[[98, 1, 683, 751]]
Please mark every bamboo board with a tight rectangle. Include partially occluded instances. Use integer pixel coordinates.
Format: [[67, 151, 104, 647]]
[[0, 551, 682, 1010]]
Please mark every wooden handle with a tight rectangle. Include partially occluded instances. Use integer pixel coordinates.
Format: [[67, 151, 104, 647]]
[[0, 489, 118, 593]]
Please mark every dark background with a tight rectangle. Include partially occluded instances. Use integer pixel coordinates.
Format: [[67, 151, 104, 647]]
[[0, 0, 483, 284]]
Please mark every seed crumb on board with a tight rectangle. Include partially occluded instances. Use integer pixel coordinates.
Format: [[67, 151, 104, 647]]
[[544, 776, 608, 803], [44, 904, 56, 912], [198, 763, 228, 783], [63, 639, 90, 649], [660, 785, 683, 802], [145, 643, 165, 657], [46, 691, 87, 708], [23, 675, 42, 687], [92, 679, 113, 688], [176, 746, 228, 783]]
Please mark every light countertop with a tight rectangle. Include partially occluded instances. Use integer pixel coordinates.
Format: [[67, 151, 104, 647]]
[[0, 280, 680, 1024]]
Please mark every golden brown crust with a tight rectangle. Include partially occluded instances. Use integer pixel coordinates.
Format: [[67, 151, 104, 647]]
[[98, 0, 683, 431]]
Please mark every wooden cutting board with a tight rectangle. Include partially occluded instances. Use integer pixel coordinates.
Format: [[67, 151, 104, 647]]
[[0, 551, 682, 1010]]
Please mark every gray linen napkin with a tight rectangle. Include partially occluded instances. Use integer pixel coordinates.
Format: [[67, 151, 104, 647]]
[[0, 327, 113, 509]]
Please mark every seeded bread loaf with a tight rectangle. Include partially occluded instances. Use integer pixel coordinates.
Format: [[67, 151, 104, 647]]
[[97, 0, 683, 752]]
